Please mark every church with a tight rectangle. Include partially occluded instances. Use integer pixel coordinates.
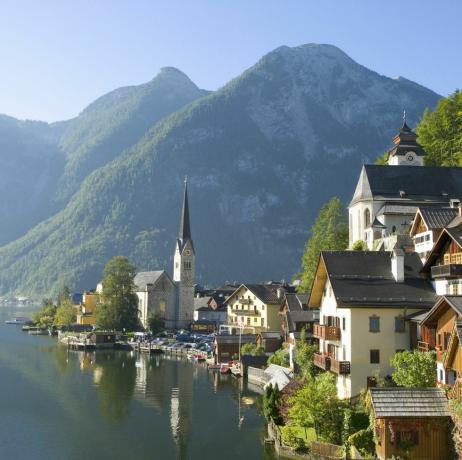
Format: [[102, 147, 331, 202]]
[[349, 117, 462, 250], [134, 180, 195, 330]]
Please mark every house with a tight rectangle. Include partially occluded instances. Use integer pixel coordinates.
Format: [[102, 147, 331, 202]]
[[309, 250, 436, 399], [369, 387, 451, 460], [226, 283, 292, 333], [192, 293, 228, 332], [279, 292, 319, 368], [256, 332, 282, 353], [134, 180, 196, 330], [419, 296, 462, 388], [76, 291, 98, 326], [348, 121, 462, 249], [214, 334, 256, 363], [409, 205, 459, 262]]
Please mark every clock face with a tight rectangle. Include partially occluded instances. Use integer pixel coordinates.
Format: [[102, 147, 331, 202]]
[[184, 249, 191, 256], [406, 151, 415, 162]]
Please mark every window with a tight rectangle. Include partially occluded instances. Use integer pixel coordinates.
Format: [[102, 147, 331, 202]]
[[369, 316, 380, 333], [367, 376, 377, 388], [261, 318, 264, 326], [184, 261, 191, 270], [395, 316, 405, 333], [342, 317, 346, 331], [247, 317, 251, 325], [364, 208, 371, 228], [396, 431, 419, 446], [370, 349, 380, 364], [159, 300, 166, 314], [254, 317, 257, 323]]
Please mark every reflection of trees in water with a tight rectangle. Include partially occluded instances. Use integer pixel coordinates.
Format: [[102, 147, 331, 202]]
[[53, 345, 71, 375], [95, 352, 137, 423]]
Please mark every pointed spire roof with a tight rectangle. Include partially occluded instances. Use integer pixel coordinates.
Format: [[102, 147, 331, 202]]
[[179, 177, 191, 240]]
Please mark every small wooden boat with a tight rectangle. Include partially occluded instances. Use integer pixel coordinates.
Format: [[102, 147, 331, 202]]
[[5, 317, 30, 325]]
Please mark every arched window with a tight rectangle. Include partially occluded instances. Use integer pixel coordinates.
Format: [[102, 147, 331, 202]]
[[392, 225, 396, 234], [364, 208, 371, 228]]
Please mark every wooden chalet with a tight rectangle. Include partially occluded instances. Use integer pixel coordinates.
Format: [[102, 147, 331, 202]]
[[369, 387, 451, 460]]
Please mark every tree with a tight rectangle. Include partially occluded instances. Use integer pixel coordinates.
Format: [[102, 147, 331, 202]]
[[33, 298, 57, 328], [298, 197, 349, 292], [294, 328, 318, 378], [417, 90, 462, 166], [240, 342, 265, 356], [263, 383, 282, 423], [289, 372, 344, 443], [96, 256, 141, 331], [390, 350, 437, 387], [57, 286, 71, 306], [147, 313, 165, 334], [268, 348, 290, 367], [351, 240, 368, 251], [54, 298, 77, 327]]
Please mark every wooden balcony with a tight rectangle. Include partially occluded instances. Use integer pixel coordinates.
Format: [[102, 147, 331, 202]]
[[239, 298, 253, 305], [431, 264, 462, 278], [418, 341, 430, 352], [313, 353, 331, 371], [330, 358, 350, 375], [313, 324, 341, 341], [231, 308, 259, 316]]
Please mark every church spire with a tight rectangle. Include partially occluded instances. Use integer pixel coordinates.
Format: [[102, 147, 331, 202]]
[[179, 177, 191, 241]]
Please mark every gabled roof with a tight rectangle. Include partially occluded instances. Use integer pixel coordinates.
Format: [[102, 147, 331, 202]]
[[410, 206, 459, 235], [134, 270, 172, 291], [284, 293, 309, 311], [420, 295, 462, 328], [309, 251, 436, 309], [227, 283, 286, 305], [445, 319, 462, 369], [215, 334, 256, 345], [350, 165, 462, 207], [422, 226, 462, 272], [369, 388, 450, 418], [286, 310, 317, 332]]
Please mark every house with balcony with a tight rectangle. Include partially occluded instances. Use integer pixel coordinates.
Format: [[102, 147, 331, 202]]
[[419, 296, 462, 392], [226, 283, 291, 333], [409, 205, 459, 263], [309, 250, 436, 399]]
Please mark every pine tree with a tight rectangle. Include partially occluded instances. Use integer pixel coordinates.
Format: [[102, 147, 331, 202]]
[[298, 197, 348, 292]]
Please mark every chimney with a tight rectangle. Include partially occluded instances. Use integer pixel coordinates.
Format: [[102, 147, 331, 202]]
[[391, 248, 405, 283], [277, 287, 285, 299]]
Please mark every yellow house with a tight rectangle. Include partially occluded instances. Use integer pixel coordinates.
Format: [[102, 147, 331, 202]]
[[76, 291, 98, 326], [226, 284, 287, 333]]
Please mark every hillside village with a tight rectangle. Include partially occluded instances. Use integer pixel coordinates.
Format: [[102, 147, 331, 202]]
[[25, 109, 462, 459]]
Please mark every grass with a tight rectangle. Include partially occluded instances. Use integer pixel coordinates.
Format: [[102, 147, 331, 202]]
[[280, 424, 317, 443]]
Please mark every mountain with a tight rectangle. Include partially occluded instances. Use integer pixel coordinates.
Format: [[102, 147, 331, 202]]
[[0, 44, 441, 297], [0, 68, 207, 245]]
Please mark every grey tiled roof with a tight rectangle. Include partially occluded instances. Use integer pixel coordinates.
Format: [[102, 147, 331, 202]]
[[285, 293, 308, 311], [215, 334, 256, 344], [370, 388, 450, 418], [321, 251, 436, 308], [134, 270, 168, 290], [419, 207, 459, 230]]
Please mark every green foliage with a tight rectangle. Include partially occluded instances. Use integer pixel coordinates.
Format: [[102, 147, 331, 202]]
[[289, 372, 345, 444], [95, 256, 141, 331], [263, 383, 282, 423], [351, 240, 368, 251], [417, 90, 462, 166], [298, 197, 349, 293], [294, 328, 318, 378], [281, 425, 311, 452], [54, 299, 77, 327], [147, 313, 165, 334], [57, 286, 71, 306], [348, 428, 375, 456], [267, 348, 290, 367], [374, 151, 389, 165], [33, 299, 57, 328], [390, 350, 437, 387], [240, 342, 265, 356]]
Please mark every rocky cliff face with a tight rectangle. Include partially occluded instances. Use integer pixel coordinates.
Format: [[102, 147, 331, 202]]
[[0, 44, 441, 296]]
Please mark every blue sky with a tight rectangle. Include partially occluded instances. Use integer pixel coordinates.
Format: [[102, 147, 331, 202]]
[[0, 0, 460, 121]]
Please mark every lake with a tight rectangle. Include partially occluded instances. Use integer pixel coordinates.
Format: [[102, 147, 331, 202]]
[[0, 307, 277, 460]]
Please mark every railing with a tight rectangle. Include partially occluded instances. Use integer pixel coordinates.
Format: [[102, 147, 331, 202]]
[[231, 308, 259, 315], [431, 264, 462, 278], [239, 298, 253, 305], [313, 352, 331, 371], [330, 358, 350, 374], [313, 324, 341, 340], [418, 340, 430, 352]]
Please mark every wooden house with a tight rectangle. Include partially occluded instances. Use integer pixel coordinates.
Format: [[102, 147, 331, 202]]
[[213, 334, 256, 363], [369, 387, 451, 460]]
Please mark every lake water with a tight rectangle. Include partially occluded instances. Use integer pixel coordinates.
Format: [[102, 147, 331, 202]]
[[0, 307, 277, 460]]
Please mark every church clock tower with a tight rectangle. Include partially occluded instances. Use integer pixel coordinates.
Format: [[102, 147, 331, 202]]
[[173, 179, 195, 328]]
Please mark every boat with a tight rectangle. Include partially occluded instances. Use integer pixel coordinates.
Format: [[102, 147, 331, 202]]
[[5, 317, 31, 325], [28, 329, 48, 335], [220, 362, 231, 374]]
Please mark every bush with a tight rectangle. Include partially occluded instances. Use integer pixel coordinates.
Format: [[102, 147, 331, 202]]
[[268, 348, 290, 367], [351, 240, 368, 251], [348, 428, 375, 456], [281, 426, 307, 452]]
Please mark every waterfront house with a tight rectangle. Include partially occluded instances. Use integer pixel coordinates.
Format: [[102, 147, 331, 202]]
[[309, 250, 435, 399], [369, 387, 451, 460], [214, 334, 256, 363], [76, 290, 98, 326], [226, 283, 291, 333], [255, 331, 282, 353]]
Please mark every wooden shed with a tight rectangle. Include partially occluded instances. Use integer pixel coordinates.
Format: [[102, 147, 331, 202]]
[[369, 387, 452, 460]]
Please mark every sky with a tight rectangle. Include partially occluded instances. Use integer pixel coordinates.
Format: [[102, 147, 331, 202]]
[[0, 0, 460, 122]]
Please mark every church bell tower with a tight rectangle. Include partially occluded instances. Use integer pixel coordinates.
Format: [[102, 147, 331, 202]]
[[173, 178, 195, 328]]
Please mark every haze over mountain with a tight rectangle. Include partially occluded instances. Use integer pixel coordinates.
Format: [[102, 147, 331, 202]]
[[0, 44, 440, 297]]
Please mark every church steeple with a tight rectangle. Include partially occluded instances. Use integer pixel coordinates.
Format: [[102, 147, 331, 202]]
[[179, 178, 191, 241]]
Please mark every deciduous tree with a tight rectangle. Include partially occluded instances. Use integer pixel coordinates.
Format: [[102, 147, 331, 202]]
[[390, 350, 436, 387]]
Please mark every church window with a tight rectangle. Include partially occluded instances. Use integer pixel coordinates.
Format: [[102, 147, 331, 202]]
[[184, 261, 191, 270], [160, 300, 166, 314], [392, 225, 396, 234], [357, 211, 361, 238], [364, 209, 371, 228]]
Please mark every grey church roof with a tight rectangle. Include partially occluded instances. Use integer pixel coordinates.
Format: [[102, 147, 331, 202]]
[[370, 388, 450, 418], [134, 270, 170, 291], [350, 165, 462, 207], [321, 251, 436, 308]]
